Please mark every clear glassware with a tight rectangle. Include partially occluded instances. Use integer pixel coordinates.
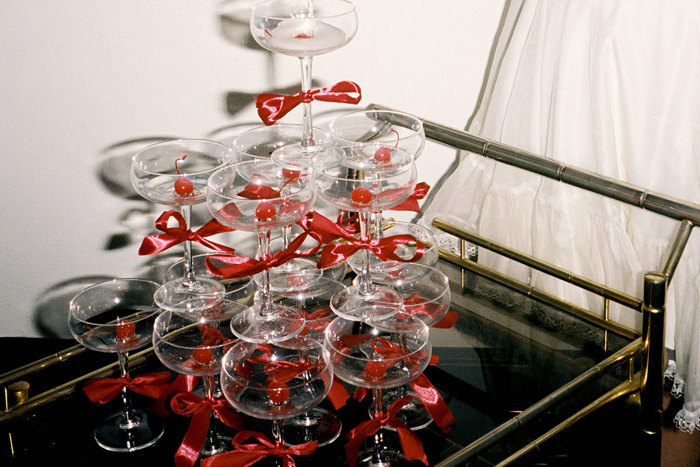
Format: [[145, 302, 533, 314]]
[[250, 0, 357, 170], [164, 253, 256, 306], [131, 138, 232, 313], [274, 277, 346, 447], [324, 314, 431, 466], [315, 144, 417, 321], [153, 301, 244, 458], [372, 264, 451, 431], [233, 124, 340, 293], [328, 110, 425, 161], [207, 159, 316, 343], [68, 278, 164, 452], [330, 110, 427, 278], [219, 335, 333, 451], [347, 220, 439, 284]]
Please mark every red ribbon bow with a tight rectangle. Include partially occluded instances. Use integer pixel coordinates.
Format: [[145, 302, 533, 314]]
[[345, 395, 428, 467], [82, 372, 171, 404], [138, 210, 236, 256], [386, 181, 430, 213], [149, 374, 200, 417], [170, 392, 245, 467], [200, 430, 318, 467], [409, 373, 456, 433], [299, 211, 425, 269], [256, 81, 362, 125], [206, 230, 315, 279]]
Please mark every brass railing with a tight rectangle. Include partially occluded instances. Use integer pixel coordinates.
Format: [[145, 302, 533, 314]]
[[360, 103, 696, 466]]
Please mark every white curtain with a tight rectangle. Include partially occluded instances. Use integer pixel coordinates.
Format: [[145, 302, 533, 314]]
[[422, 0, 700, 432]]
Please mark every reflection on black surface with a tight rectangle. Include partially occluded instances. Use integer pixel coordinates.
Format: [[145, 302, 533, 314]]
[[15, 268, 645, 466]]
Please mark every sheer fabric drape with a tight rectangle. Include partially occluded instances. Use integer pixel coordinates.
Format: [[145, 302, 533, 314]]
[[421, 0, 700, 432]]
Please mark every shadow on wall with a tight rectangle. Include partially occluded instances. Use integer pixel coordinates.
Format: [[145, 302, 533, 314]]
[[29, 0, 373, 338]]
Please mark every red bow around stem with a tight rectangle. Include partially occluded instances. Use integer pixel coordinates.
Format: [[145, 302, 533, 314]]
[[205, 230, 315, 279], [256, 81, 362, 126], [82, 372, 171, 404], [170, 392, 245, 467], [299, 211, 424, 269], [386, 181, 430, 213], [138, 210, 236, 256], [345, 395, 427, 467], [200, 430, 318, 467], [149, 374, 200, 417]]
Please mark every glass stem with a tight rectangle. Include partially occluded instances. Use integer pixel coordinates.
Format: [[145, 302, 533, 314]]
[[299, 56, 315, 149], [371, 388, 384, 464], [358, 211, 373, 296], [373, 211, 384, 240], [271, 419, 285, 467], [202, 375, 221, 453], [117, 352, 138, 430], [181, 204, 196, 287], [282, 224, 292, 249], [258, 229, 273, 315]]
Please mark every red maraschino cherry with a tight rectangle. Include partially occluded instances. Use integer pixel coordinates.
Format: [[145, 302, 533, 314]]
[[255, 201, 277, 219], [351, 187, 372, 204], [374, 146, 392, 163], [116, 319, 136, 341], [267, 380, 290, 404], [174, 154, 194, 196], [193, 346, 216, 366]]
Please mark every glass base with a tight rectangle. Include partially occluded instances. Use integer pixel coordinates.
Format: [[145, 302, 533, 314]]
[[200, 424, 232, 457], [94, 409, 164, 452], [357, 444, 409, 467], [348, 254, 436, 286], [154, 278, 225, 313], [256, 258, 323, 292], [229, 303, 305, 343], [271, 142, 344, 171], [283, 407, 342, 447], [330, 284, 402, 321], [371, 387, 433, 431]]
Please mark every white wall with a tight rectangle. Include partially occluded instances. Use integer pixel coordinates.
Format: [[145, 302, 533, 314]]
[[0, 0, 505, 337]]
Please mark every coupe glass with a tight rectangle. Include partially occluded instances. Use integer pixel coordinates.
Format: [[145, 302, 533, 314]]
[[250, 0, 357, 169], [330, 110, 427, 277], [233, 124, 339, 293], [207, 159, 316, 343], [68, 278, 164, 452], [328, 110, 425, 161], [131, 139, 231, 312], [373, 264, 451, 431], [153, 301, 244, 458], [220, 336, 333, 452], [315, 144, 417, 321], [324, 315, 431, 466], [274, 277, 346, 446]]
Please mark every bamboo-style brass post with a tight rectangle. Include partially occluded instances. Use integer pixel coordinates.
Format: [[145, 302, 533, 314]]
[[640, 271, 666, 465]]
